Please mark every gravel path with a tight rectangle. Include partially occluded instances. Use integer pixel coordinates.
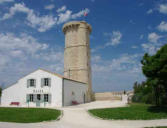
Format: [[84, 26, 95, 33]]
[[0, 100, 167, 128]]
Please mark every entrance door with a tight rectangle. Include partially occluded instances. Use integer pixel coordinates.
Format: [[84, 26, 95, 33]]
[[83, 93, 86, 103], [36, 94, 41, 107]]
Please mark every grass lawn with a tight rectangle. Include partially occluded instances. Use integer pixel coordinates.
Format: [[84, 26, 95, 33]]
[[88, 103, 167, 120], [0, 107, 61, 123]]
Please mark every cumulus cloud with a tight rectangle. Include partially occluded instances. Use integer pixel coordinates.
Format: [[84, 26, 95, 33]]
[[2, 3, 57, 32], [159, 4, 167, 14], [0, 33, 48, 55], [0, 0, 14, 4], [141, 32, 163, 55], [92, 54, 142, 73], [57, 8, 90, 24], [0, 32, 64, 86], [71, 8, 89, 19], [57, 10, 72, 24], [148, 32, 161, 43], [1, 3, 90, 32], [91, 31, 122, 52], [141, 43, 161, 55], [105, 31, 122, 46], [56, 5, 66, 13], [91, 54, 144, 91], [157, 21, 167, 32], [44, 4, 55, 10]]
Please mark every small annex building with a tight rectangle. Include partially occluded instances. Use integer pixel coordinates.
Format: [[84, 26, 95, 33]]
[[1, 69, 87, 107]]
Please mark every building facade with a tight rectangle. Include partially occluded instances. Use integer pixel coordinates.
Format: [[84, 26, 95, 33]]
[[1, 21, 93, 107], [1, 69, 87, 107], [63, 21, 92, 101]]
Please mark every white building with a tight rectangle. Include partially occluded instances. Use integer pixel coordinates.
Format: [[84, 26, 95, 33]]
[[1, 69, 87, 107]]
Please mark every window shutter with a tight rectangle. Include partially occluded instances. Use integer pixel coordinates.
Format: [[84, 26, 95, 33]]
[[41, 94, 44, 102], [34, 79, 36, 88], [48, 78, 51, 87], [26, 94, 30, 102], [33, 94, 36, 102], [49, 94, 51, 103], [41, 78, 44, 87], [27, 79, 30, 88]]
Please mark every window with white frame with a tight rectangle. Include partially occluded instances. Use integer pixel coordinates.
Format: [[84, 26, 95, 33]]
[[44, 94, 49, 102]]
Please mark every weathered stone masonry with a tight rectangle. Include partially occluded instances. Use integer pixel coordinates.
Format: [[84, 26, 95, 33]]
[[62, 21, 92, 101]]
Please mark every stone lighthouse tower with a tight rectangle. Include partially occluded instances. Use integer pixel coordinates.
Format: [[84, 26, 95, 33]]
[[62, 21, 92, 101]]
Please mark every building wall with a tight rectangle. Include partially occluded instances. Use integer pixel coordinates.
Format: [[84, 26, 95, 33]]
[[63, 79, 87, 106], [1, 69, 63, 107], [94, 92, 123, 101], [1, 83, 21, 106], [63, 21, 92, 101]]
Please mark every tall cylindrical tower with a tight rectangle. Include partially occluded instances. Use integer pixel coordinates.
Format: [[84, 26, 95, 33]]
[[62, 21, 92, 101]]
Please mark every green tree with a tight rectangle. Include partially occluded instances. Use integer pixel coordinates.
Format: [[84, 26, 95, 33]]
[[141, 44, 167, 106], [132, 81, 154, 104]]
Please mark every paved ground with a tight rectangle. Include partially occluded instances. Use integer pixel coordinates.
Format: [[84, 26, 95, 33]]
[[1, 99, 167, 128]]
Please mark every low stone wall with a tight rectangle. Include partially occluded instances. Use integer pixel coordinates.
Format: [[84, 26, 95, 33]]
[[94, 92, 123, 101]]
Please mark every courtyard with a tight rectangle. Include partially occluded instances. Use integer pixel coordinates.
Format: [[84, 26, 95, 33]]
[[0, 100, 167, 128]]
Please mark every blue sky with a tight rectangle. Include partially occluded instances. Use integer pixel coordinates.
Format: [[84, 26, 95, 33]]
[[0, 0, 167, 92]]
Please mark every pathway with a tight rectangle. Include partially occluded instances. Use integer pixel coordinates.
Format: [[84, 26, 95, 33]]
[[0, 100, 167, 128]]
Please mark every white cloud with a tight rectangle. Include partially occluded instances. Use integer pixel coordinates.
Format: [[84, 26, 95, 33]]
[[0, 0, 14, 4], [71, 8, 89, 19], [91, 31, 122, 52], [148, 32, 161, 43], [147, 9, 153, 14], [27, 14, 57, 32], [0, 32, 64, 86], [105, 31, 122, 46], [141, 32, 163, 55], [157, 21, 167, 32], [0, 33, 48, 55], [2, 3, 30, 20], [57, 8, 90, 24], [159, 4, 167, 14], [44, 4, 55, 10], [2, 3, 57, 32], [141, 43, 161, 55], [2, 3, 90, 32], [56, 5, 66, 13], [57, 10, 72, 24], [91, 53, 144, 91], [91, 55, 101, 63], [92, 54, 141, 73]]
